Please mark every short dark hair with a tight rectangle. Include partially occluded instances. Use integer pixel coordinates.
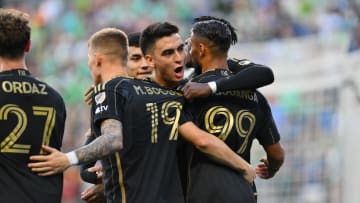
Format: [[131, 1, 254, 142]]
[[193, 16, 237, 45], [0, 9, 30, 59], [128, 32, 141, 47], [140, 22, 179, 55], [191, 20, 232, 53]]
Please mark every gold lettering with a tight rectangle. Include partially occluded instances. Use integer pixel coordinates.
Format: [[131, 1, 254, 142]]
[[145, 87, 153, 95], [254, 94, 258, 102], [160, 89, 168, 95], [215, 90, 258, 102], [133, 85, 145, 95], [2, 81, 12, 93], [31, 83, 40, 94], [152, 87, 161, 95], [13, 81, 23, 93], [248, 91, 253, 100], [39, 84, 48, 95], [22, 82, 32, 94], [1, 81, 48, 95]]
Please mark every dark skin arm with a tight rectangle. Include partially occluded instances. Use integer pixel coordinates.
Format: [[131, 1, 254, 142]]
[[183, 61, 274, 99], [256, 143, 285, 179]]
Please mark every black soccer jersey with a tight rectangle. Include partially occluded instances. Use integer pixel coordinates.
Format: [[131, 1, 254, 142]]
[[0, 69, 66, 203], [91, 77, 187, 203], [183, 69, 280, 203]]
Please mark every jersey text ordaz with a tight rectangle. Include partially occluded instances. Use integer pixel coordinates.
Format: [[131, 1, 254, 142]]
[[1, 81, 48, 95]]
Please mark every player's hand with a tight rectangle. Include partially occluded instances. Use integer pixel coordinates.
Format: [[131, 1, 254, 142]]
[[28, 145, 71, 176], [84, 128, 92, 138], [84, 85, 95, 105], [182, 82, 212, 100], [256, 158, 276, 179], [81, 183, 105, 203], [88, 165, 103, 181], [242, 164, 256, 184]]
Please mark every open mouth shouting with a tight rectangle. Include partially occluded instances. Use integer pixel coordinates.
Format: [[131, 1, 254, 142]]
[[174, 66, 184, 79]]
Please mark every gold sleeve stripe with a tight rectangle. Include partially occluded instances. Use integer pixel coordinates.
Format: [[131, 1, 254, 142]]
[[115, 152, 126, 203], [94, 83, 106, 93]]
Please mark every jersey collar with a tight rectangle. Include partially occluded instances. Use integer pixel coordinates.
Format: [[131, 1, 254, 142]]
[[0, 69, 31, 76]]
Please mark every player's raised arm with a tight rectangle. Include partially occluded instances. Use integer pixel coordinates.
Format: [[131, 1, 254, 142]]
[[216, 58, 274, 90], [182, 59, 274, 99], [28, 119, 123, 176], [178, 121, 256, 184]]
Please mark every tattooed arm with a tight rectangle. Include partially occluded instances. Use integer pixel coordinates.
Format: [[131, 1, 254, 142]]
[[28, 119, 123, 176], [75, 119, 123, 163]]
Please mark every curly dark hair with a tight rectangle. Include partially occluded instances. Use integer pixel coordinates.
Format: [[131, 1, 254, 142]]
[[193, 16, 237, 45], [0, 9, 30, 59], [191, 19, 232, 53]]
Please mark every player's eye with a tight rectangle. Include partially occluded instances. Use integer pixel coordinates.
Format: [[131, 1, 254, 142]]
[[177, 44, 184, 52], [162, 50, 174, 56]]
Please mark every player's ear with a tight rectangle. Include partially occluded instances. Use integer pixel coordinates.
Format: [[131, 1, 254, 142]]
[[24, 40, 31, 52], [95, 53, 102, 67], [199, 43, 205, 57], [145, 54, 154, 68]]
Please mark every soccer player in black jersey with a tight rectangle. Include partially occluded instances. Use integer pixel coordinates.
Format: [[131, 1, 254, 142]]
[[29, 26, 256, 203], [0, 9, 66, 203], [79, 32, 151, 203], [183, 15, 275, 99], [80, 28, 274, 202], [182, 19, 285, 203]]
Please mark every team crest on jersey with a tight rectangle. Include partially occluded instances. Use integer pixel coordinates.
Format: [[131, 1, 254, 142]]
[[220, 69, 231, 76], [94, 92, 106, 104]]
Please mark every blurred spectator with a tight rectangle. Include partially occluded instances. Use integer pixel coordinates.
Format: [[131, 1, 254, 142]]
[[348, 24, 360, 52]]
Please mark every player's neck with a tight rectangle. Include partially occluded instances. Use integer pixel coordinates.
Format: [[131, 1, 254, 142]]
[[101, 65, 128, 83], [0, 57, 27, 72], [151, 74, 179, 88], [201, 57, 228, 73]]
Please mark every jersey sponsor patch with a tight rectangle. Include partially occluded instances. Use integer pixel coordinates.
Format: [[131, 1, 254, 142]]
[[95, 105, 109, 114], [94, 92, 106, 105]]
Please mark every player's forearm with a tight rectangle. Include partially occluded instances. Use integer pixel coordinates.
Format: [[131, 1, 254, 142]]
[[80, 161, 98, 184], [80, 133, 99, 183], [179, 122, 254, 174], [197, 134, 252, 173], [72, 119, 123, 165], [266, 143, 285, 175], [267, 154, 284, 174], [215, 65, 274, 91]]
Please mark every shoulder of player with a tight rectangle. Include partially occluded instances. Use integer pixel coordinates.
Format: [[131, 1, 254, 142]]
[[95, 77, 133, 92], [227, 58, 269, 70], [31, 77, 65, 101], [253, 90, 272, 107], [192, 69, 229, 83]]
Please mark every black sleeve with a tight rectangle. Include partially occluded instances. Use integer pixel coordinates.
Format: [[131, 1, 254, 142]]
[[256, 93, 281, 146], [80, 135, 98, 184], [215, 58, 274, 91]]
